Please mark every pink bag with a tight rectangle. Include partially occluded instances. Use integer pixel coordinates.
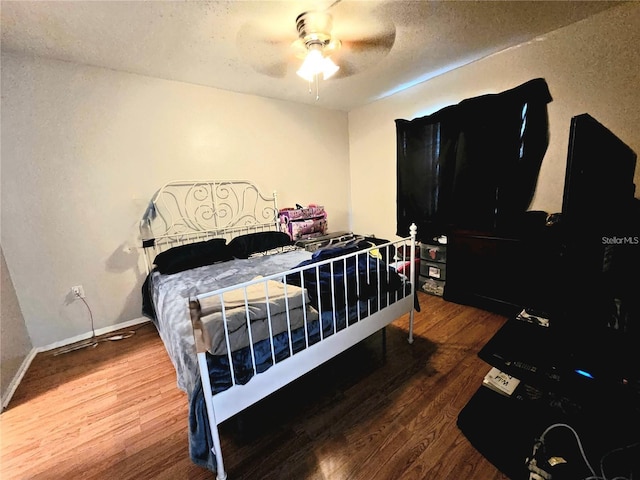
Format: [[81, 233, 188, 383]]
[[279, 205, 328, 240]]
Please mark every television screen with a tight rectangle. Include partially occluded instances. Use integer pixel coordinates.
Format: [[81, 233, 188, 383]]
[[561, 113, 637, 233], [559, 113, 639, 339]]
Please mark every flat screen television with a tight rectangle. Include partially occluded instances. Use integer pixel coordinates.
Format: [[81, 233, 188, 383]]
[[561, 113, 637, 233], [559, 113, 639, 342]]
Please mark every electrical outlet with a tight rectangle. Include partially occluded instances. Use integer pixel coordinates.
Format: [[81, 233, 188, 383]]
[[71, 285, 85, 298]]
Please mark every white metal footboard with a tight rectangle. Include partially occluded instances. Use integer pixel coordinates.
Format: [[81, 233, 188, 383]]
[[189, 225, 417, 479]]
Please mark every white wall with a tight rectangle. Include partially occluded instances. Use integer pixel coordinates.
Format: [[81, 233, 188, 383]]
[[348, 3, 640, 242], [3, 3, 639, 349], [1, 54, 349, 348], [1, 246, 33, 406]]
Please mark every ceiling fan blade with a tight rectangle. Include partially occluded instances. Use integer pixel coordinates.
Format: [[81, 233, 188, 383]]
[[258, 61, 291, 79], [236, 20, 295, 78], [329, 29, 396, 78], [344, 30, 396, 53], [320, 2, 396, 78], [331, 58, 357, 79]]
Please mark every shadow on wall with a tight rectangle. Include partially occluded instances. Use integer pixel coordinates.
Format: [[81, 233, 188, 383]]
[[106, 241, 149, 325]]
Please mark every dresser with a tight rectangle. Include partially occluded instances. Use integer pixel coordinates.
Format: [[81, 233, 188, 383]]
[[443, 224, 562, 316]]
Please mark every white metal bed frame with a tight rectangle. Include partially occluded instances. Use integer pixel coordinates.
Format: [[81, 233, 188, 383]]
[[141, 180, 416, 480], [140, 180, 281, 271]]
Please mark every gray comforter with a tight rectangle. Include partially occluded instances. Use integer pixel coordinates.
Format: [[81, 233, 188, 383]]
[[149, 249, 313, 394]]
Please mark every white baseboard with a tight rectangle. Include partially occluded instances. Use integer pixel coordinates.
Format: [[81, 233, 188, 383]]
[[1, 347, 38, 411], [1, 317, 152, 411], [39, 316, 151, 353]]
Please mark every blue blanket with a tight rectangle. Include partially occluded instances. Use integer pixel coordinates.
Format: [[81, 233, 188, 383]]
[[189, 310, 339, 470], [286, 244, 404, 312], [188, 244, 408, 472]]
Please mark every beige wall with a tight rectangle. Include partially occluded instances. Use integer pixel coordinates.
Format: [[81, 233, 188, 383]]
[[348, 3, 640, 241], [2, 3, 639, 350], [1, 54, 350, 348], [1, 246, 33, 404]]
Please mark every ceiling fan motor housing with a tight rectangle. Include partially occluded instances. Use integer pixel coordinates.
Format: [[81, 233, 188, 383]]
[[296, 11, 333, 47]]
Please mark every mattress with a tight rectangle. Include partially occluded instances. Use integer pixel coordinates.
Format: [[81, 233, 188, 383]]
[[148, 248, 313, 394]]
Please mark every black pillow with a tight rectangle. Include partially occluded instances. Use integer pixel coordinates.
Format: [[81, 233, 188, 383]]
[[153, 238, 233, 274], [228, 231, 292, 259]]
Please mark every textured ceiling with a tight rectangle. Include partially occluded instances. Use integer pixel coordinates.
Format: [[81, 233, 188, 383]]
[[0, 1, 623, 111]]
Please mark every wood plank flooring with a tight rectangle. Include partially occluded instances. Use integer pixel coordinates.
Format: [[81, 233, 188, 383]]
[[1, 293, 510, 479]]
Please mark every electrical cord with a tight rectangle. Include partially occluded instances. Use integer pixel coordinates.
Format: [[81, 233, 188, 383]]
[[529, 422, 637, 480], [589, 441, 640, 480], [80, 296, 97, 340], [539, 423, 597, 478], [54, 293, 135, 355]]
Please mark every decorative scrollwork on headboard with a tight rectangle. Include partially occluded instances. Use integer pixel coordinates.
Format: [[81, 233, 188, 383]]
[[140, 180, 279, 269]]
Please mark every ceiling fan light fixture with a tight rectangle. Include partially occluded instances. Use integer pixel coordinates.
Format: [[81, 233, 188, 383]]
[[296, 44, 339, 81], [321, 55, 339, 80], [294, 10, 342, 99]]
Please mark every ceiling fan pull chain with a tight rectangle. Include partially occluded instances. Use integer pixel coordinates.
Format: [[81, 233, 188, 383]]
[[307, 74, 320, 101]]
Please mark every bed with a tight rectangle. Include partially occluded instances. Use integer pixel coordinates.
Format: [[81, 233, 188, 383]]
[[140, 180, 417, 479]]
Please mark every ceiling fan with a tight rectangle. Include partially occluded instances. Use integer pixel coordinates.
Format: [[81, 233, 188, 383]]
[[236, 1, 397, 86], [292, 10, 342, 81]]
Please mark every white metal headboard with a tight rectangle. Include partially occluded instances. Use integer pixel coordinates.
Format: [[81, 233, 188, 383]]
[[140, 180, 279, 272]]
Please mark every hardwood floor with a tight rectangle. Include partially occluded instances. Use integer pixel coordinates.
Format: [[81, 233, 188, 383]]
[[1, 293, 510, 480]]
